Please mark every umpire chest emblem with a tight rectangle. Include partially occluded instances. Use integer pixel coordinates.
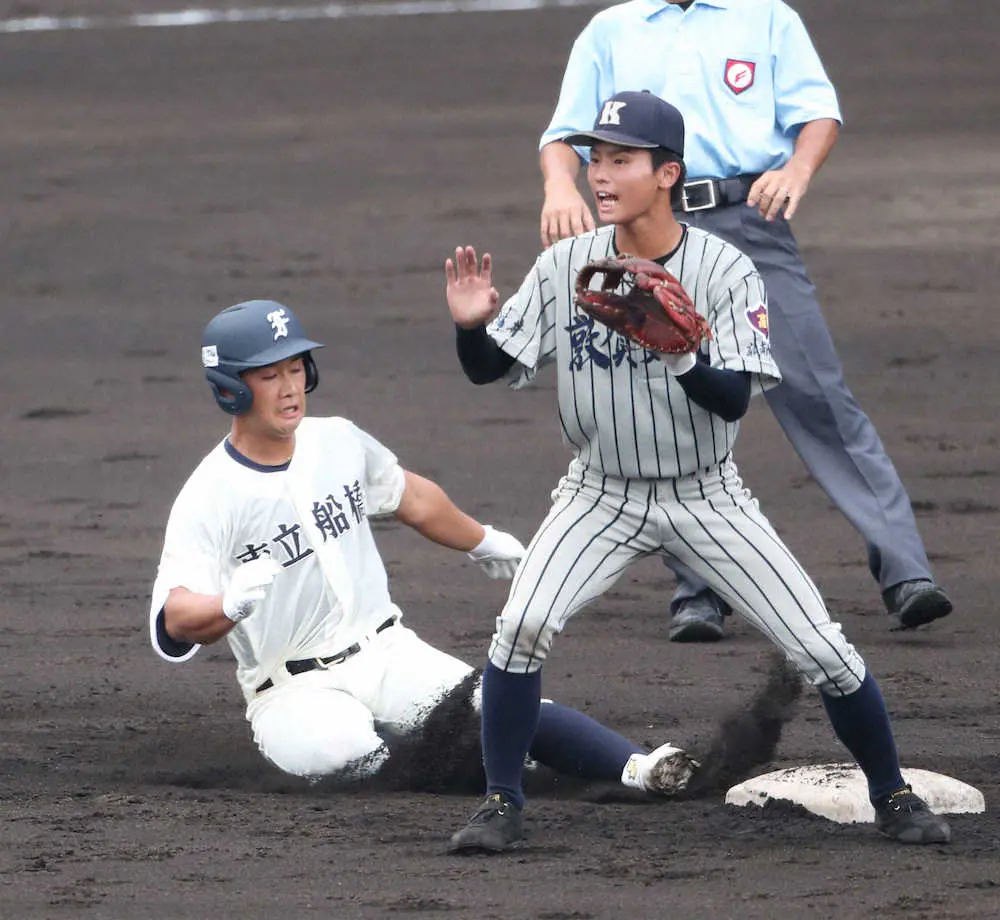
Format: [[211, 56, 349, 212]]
[[724, 59, 756, 95]]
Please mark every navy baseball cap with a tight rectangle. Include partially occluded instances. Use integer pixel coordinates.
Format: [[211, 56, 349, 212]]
[[563, 90, 685, 157]]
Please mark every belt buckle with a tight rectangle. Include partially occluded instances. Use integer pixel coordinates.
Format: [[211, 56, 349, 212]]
[[323, 642, 361, 667], [681, 179, 717, 213]]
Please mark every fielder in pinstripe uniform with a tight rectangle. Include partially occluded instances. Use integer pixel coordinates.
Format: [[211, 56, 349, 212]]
[[444, 91, 950, 852]]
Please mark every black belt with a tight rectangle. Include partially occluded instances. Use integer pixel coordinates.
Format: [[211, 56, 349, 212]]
[[255, 615, 398, 694], [678, 174, 760, 213]]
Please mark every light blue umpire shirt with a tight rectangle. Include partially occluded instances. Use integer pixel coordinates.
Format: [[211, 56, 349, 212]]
[[541, 0, 842, 180]]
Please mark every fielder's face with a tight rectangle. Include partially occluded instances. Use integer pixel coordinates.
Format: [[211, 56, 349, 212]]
[[587, 143, 664, 225], [241, 355, 307, 440]]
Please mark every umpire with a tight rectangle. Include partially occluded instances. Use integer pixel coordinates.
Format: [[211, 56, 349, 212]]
[[537, 0, 952, 641]]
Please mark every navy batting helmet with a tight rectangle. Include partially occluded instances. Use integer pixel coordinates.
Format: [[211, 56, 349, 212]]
[[201, 300, 325, 415]]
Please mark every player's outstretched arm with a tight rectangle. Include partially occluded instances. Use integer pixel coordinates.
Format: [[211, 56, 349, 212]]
[[394, 470, 485, 550], [394, 471, 525, 579], [540, 141, 596, 248], [445, 246, 501, 330]]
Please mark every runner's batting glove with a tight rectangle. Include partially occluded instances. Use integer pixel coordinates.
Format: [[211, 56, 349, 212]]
[[222, 557, 281, 622], [467, 526, 526, 580]]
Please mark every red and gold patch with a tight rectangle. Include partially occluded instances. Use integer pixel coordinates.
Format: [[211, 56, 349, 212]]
[[747, 303, 769, 337]]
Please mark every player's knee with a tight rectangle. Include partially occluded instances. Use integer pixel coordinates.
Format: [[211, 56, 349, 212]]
[[257, 730, 388, 780], [800, 661, 864, 696], [249, 687, 387, 780], [488, 612, 556, 673], [767, 616, 865, 696], [786, 640, 865, 696]]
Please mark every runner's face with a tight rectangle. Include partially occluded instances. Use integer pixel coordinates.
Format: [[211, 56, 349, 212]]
[[242, 356, 307, 439]]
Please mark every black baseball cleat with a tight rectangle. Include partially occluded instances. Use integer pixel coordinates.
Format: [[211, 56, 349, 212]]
[[874, 786, 951, 844], [448, 793, 523, 854], [884, 579, 953, 630], [669, 593, 727, 642]]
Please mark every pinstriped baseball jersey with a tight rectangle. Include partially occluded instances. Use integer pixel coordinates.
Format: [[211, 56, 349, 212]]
[[481, 223, 867, 694], [486, 224, 779, 479]]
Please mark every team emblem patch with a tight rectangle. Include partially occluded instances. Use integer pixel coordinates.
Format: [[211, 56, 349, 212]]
[[724, 59, 756, 95], [747, 303, 769, 337]]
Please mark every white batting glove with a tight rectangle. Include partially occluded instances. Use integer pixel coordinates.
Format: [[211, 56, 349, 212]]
[[657, 351, 697, 377], [222, 557, 281, 623], [467, 525, 526, 580]]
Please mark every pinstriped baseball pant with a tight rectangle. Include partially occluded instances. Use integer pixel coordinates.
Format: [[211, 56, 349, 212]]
[[489, 457, 866, 696]]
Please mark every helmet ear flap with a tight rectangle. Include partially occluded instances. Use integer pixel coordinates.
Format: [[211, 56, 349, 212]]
[[205, 368, 253, 415], [303, 353, 319, 394]]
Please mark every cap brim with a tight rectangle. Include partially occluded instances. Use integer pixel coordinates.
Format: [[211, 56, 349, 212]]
[[562, 129, 660, 149]]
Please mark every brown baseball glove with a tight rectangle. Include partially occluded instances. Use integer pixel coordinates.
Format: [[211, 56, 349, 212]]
[[574, 255, 713, 355]]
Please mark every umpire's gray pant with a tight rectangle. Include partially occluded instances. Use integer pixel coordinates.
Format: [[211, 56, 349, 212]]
[[668, 203, 933, 608]]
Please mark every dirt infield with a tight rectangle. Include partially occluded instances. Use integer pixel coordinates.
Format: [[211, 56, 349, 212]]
[[1, 1, 998, 917]]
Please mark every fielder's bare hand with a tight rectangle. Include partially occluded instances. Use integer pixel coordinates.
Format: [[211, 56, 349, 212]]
[[445, 246, 501, 329]]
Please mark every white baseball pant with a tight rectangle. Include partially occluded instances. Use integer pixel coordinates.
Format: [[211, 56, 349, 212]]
[[246, 624, 473, 779]]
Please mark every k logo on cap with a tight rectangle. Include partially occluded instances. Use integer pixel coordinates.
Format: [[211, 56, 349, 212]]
[[598, 100, 628, 126]]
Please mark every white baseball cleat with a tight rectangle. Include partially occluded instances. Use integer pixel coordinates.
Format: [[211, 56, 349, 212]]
[[622, 742, 699, 796]]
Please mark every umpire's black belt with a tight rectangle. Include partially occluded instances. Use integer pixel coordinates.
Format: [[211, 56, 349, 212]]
[[678, 174, 761, 213], [255, 615, 398, 694]]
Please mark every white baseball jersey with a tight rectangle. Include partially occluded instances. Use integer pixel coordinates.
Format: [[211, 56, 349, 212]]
[[150, 416, 408, 694], [148, 415, 473, 777], [487, 224, 780, 479]]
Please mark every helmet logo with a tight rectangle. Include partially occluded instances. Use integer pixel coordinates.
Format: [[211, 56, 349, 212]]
[[202, 345, 219, 367], [266, 307, 290, 341]]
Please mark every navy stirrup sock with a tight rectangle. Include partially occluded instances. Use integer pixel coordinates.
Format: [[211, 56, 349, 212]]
[[530, 701, 642, 781], [820, 671, 904, 802], [481, 662, 542, 809]]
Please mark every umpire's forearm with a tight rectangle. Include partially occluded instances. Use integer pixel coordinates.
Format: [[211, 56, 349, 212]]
[[540, 141, 582, 188], [788, 118, 839, 178]]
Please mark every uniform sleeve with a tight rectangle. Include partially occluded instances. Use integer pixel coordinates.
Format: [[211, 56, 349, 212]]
[[486, 251, 559, 390], [706, 263, 781, 397], [772, 4, 842, 133], [349, 422, 407, 516], [148, 485, 224, 663], [539, 17, 609, 158]]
